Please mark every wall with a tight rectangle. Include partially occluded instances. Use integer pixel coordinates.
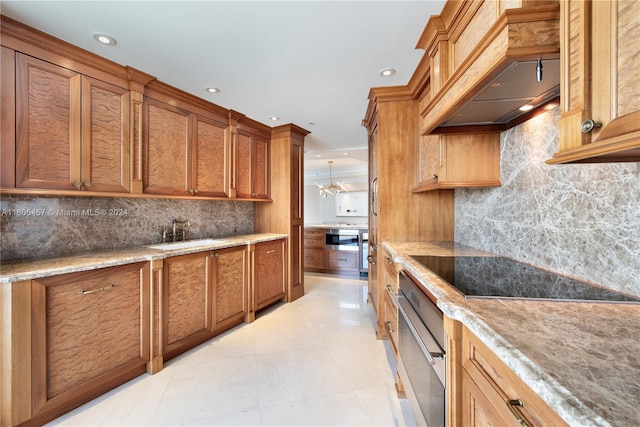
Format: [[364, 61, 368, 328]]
[[303, 174, 368, 225], [455, 107, 640, 298], [0, 196, 254, 260]]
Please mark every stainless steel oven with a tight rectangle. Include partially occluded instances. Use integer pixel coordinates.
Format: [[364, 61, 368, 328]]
[[392, 270, 446, 427], [325, 229, 359, 251]]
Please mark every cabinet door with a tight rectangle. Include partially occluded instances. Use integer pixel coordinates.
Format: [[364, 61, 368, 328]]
[[80, 76, 130, 193], [235, 130, 269, 199], [144, 98, 190, 195], [163, 252, 211, 358], [192, 115, 230, 197], [553, 0, 640, 162], [252, 136, 269, 199], [15, 53, 81, 190], [462, 369, 517, 427], [326, 249, 359, 273], [211, 245, 248, 330], [418, 134, 442, 187], [30, 262, 150, 421], [253, 239, 286, 311]]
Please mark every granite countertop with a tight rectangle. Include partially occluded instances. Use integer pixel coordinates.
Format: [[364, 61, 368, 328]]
[[0, 233, 287, 283], [383, 241, 640, 427], [305, 223, 367, 230]]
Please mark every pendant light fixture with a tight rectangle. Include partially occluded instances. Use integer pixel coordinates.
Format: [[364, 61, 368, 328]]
[[316, 160, 347, 198]]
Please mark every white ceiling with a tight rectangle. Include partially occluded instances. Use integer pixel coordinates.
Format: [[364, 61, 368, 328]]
[[1, 0, 446, 179]]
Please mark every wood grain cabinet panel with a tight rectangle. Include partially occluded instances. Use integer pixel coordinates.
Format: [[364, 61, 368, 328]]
[[326, 249, 359, 273], [211, 245, 248, 330], [235, 130, 269, 200], [30, 262, 150, 425], [460, 325, 568, 427], [551, 0, 640, 163], [193, 115, 230, 197], [143, 98, 190, 195], [14, 53, 130, 192], [143, 97, 230, 197], [162, 252, 211, 359], [413, 133, 501, 192], [252, 239, 286, 312]]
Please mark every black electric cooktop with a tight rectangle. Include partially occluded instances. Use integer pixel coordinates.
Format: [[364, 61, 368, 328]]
[[411, 255, 640, 303]]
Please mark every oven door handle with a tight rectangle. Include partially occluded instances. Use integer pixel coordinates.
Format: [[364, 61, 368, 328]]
[[391, 291, 445, 364]]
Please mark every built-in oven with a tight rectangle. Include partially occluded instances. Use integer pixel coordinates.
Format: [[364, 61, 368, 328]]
[[391, 270, 446, 427], [325, 229, 359, 251]]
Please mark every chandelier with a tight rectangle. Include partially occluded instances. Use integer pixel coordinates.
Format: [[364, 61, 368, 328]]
[[316, 160, 348, 198]]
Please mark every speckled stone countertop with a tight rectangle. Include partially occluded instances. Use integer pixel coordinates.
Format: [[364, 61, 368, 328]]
[[304, 223, 367, 230], [383, 241, 640, 427], [0, 233, 287, 283]]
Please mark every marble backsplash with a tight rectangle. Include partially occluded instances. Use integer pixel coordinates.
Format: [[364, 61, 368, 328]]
[[454, 107, 640, 298], [0, 196, 254, 260]]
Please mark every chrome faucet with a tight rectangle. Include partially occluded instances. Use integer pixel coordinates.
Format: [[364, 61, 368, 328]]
[[172, 219, 191, 242]]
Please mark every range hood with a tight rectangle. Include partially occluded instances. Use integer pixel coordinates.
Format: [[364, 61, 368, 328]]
[[438, 59, 560, 128], [416, 4, 561, 135]]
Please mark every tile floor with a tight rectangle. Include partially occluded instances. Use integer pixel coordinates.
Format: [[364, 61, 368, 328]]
[[46, 273, 417, 426]]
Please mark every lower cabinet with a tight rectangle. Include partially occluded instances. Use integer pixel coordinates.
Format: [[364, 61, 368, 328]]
[[211, 245, 249, 330], [28, 262, 150, 426], [460, 325, 568, 427], [326, 249, 359, 274], [251, 239, 286, 315], [162, 251, 212, 360]]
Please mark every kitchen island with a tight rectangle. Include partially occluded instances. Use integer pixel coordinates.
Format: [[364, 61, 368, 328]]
[[384, 241, 640, 427]]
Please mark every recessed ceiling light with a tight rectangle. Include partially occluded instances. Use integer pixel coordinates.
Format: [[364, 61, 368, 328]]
[[206, 87, 220, 93], [269, 116, 280, 121], [519, 104, 534, 112], [92, 33, 116, 46], [379, 68, 396, 77]]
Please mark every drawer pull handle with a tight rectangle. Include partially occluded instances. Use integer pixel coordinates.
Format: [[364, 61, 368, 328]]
[[81, 284, 115, 295], [367, 255, 377, 265], [265, 249, 277, 254], [506, 399, 530, 427], [385, 320, 394, 333], [385, 256, 393, 264]]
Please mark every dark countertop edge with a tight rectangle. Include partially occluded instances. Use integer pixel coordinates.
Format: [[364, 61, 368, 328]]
[[0, 233, 288, 283], [382, 240, 612, 427]]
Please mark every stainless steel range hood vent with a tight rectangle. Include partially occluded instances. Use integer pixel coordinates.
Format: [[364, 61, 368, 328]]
[[439, 59, 560, 128]]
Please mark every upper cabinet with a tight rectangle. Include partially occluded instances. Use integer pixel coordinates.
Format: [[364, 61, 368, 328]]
[[4, 51, 130, 193], [142, 82, 231, 198], [0, 15, 285, 200], [549, 0, 640, 163], [413, 133, 501, 192], [231, 112, 270, 200]]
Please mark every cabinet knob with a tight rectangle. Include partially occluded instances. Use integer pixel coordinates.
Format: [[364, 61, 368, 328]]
[[433, 174, 438, 180], [367, 255, 377, 265], [73, 181, 82, 189], [192, 189, 199, 195], [580, 119, 603, 133], [385, 321, 394, 333], [83, 182, 91, 188]]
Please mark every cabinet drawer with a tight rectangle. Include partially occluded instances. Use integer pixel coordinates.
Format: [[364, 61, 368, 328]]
[[304, 248, 326, 269], [462, 327, 567, 427], [303, 229, 325, 249], [383, 289, 398, 354], [326, 250, 358, 270]]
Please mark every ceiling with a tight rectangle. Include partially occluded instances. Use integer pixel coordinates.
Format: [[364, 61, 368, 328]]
[[1, 0, 446, 180]]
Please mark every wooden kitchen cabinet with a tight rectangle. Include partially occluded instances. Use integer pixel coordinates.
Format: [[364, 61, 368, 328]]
[[26, 262, 150, 426], [162, 251, 212, 360], [326, 249, 359, 275], [251, 239, 286, 316], [143, 86, 230, 197], [303, 228, 326, 271], [413, 133, 501, 192], [235, 128, 269, 200], [380, 248, 398, 346], [210, 245, 249, 330], [460, 325, 568, 427], [550, 0, 640, 163], [10, 52, 130, 193], [363, 91, 454, 338], [255, 125, 309, 302]]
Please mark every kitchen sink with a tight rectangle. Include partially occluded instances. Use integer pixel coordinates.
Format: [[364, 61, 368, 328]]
[[148, 239, 224, 250]]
